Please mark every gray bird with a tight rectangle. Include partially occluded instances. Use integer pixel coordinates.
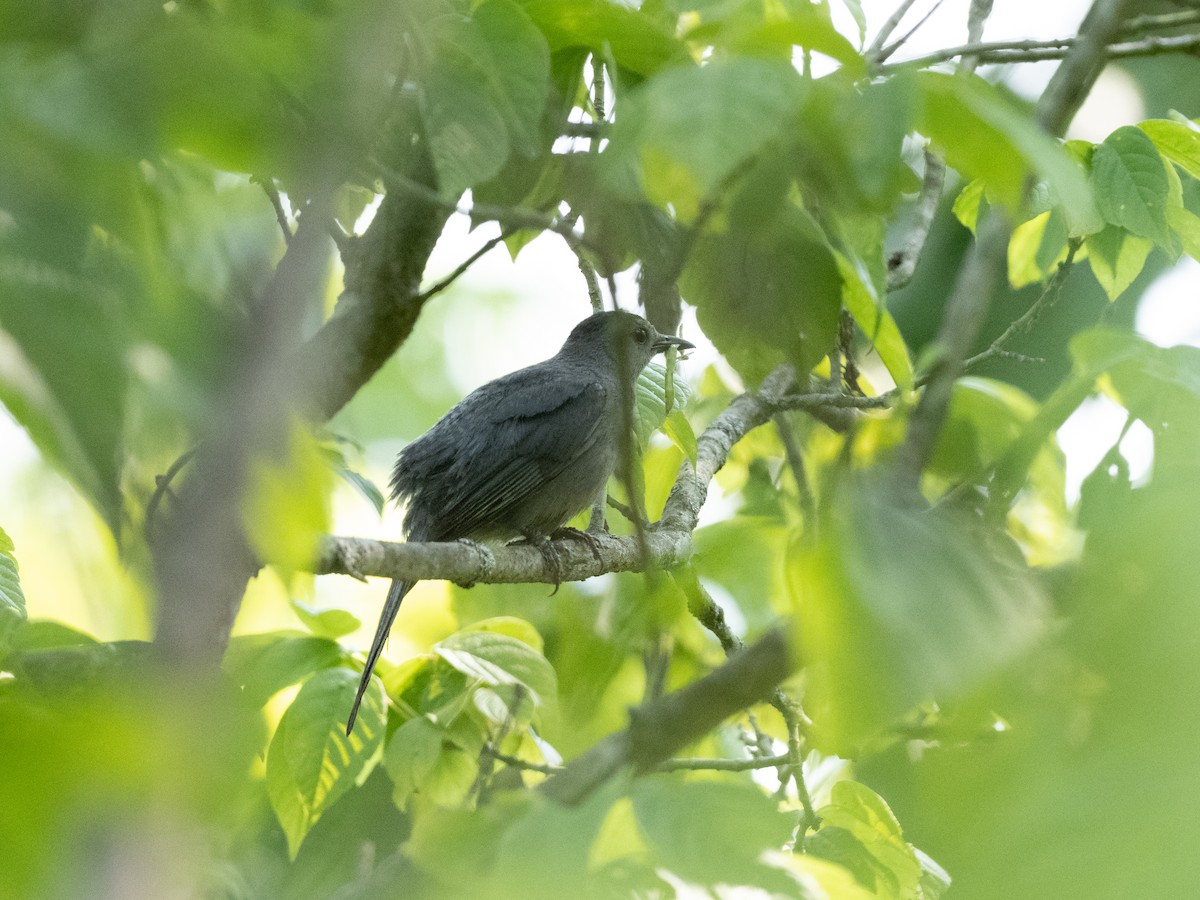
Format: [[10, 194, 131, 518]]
[[346, 310, 693, 733]]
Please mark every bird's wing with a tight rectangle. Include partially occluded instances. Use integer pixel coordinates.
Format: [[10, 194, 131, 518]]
[[422, 377, 609, 540]]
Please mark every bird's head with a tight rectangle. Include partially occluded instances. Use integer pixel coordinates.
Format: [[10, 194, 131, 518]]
[[560, 310, 694, 381]]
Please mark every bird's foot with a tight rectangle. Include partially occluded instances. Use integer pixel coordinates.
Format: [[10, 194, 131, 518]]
[[511, 535, 568, 594], [453, 538, 494, 589], [550, 526, 604, 563]]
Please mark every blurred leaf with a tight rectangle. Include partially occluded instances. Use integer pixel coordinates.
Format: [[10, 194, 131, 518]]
[[1139, 118, 1200, 180], [766, 851, 875, 899], [0, 526, 26, 658], [517, 0, 687, 75], [810, 780, 923, 897], [225, 632, 344, 709], [423, 0, 551, 199], [688, 2, 866, 76], [684, 169, 842, 384], [793, 476, 1047, 751], [1091, 125, 1172, 248], [243, 420, 333, 573], [601, 57, 806, 221], [8, 619, 96, 653], [632, 777, 794, 888], [459, 615, 545, 653], [693, 517, 789, 633], [918, 73, 1098, 235], [267, 668, 384, 858], [435, 630, 557, 713], [952, 178, 988, 234], [1007, 209, 1068, 289], [1167, 204, 1200, 262], [930, 377, 1042, 481], [797, 73, 917, 212], [384, 715, 450, 811], [1084, 225, 1152, 301], [291, 601, 361, 640], [336, 466, 386, 516]]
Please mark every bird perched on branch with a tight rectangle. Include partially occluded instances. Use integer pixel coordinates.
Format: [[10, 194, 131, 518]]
[[346, 310, 693, 733]]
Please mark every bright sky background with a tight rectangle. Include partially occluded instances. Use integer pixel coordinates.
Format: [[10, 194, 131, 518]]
[[2, 0, 1196, 638]]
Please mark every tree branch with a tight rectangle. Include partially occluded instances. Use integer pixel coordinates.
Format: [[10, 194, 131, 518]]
[[153, 141, 451, 665], [540, 629, 793, 806]]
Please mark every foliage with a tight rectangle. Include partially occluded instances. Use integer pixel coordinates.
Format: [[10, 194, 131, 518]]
[[3, 0, 1200, 898]]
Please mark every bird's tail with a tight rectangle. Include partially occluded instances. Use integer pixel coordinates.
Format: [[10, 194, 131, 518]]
[[346, 578, 414, 735]]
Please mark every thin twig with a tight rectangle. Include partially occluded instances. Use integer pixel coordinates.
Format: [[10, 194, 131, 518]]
[[774, 413, 817, 527], [414, 234, 508, 303], [488, 746, 794, 775], [377, 164, 596, 255], [965, 237, 1082, 370], [883, 30, 1200, 71], [254, 177, 293, 245], [1120, 9, 1200, 35], [144, 447, 198, 542], [876, 0, 947, 63], [868, 0, 923, 57]]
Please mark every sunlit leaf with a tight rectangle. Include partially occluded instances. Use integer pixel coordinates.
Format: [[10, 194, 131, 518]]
[[1139, 118, 1200, 180], [435, 630, 557, 712], [267, 668, 384, 857], [918, 73, 1099, 235], [1085, 226, 1152, 301], [0, 527, 26, 659]]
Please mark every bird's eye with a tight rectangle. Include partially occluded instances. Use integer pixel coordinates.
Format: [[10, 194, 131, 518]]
[[634, 327, 649, 343]]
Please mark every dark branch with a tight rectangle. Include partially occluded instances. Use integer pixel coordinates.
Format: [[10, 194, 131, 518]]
[[540, 629, 794, 805]]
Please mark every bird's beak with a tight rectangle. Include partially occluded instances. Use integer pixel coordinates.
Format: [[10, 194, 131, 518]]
[[652, 335, 695, 354]]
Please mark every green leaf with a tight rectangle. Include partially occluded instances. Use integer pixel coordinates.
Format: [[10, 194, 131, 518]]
[[1168, 205, 1200, 262], [242, 421, 333, 573], [517, 0, 687, 76], [423, 0, 551, 198], [1139, 119, 1200, 180], [663, 408, 698, 465], [692, 6, 867, 76], [384, 715, 450, 811], [1085, 226, 1152, 301], [838, 0, 867, 45], [632, 777, 794, 886], [952, 178, 988, 234], [837, 251, 913, 390], [0, 527, 26, 658], [814, 781, 922, 896], [458, 616, 545, 653], [684, 170, 842, 383], [1091, 126, 1172, 248], [291, 601, 361, 641], [793, 476, 1046, 751], [1007, 209, 1069, 289], [435, 631, 558, 711], [267, 668, 385, 858], [336, 466, 385, 517], [918, 72, 1099, 235], [633, 361, 693, 449], [601, 57, 806, 221], [225, 632, 345, 708]]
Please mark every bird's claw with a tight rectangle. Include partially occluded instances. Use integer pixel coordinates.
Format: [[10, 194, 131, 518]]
[[551, 526, 604, 563]]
